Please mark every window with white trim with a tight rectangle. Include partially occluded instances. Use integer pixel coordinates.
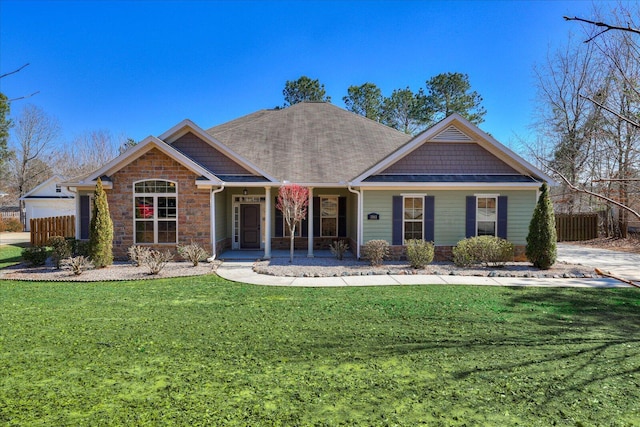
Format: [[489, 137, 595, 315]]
[[134, 180, 177, 244], [403, 196, 423, 240], [477, 196, 497, 236], [320, 196, 338, 237]]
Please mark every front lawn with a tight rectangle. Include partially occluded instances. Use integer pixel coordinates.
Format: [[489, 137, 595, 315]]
[[1, 277, 638, 426], [0, 242, 28, 269]]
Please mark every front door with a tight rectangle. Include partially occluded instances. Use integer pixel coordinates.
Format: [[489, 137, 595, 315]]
[[240, 204, 261, 249]]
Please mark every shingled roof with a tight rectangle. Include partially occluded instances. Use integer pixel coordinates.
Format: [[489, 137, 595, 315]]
[[206, 102, 412, 183]]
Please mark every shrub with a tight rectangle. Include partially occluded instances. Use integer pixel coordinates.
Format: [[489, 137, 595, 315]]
[[69, 239, 90, 257], [405, 239, 434, 269], [0, 217, 23, 232], [128, 245, 149, 267], [62, 256, 94, 276], [22, 246, 48, 266], [362, 239, 389, 266], [88, 178, 113, 268], [526, 183, 557, 270], [48, 236, 72, 270], [140, 249, 173, 275], [177, 241, 209, 266], [329, 240, 350, 260], [452, 235, 514, 268]]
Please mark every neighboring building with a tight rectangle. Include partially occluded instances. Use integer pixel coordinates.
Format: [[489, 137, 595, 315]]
[[64, 102, 553, 260], [20, 175, 75, 231]]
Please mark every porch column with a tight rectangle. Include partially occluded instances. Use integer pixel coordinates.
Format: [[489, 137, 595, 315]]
[[209, 185, 225, 260], [307, 186, 314, 257], [264, 186, 272, 259]]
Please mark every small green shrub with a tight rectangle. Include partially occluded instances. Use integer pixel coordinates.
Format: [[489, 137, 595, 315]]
[[405, 239, 434, 269], [452, 235, 514, 268], [48, 236, 71, 270], [177, 241, 209, 266], [329, 240, 350, 260], [0, 217, 23, 232], [362, 239, 389, 266], [62, 256, 94, 276], [70, 239, 90, 257], [22, 246, 49, 266]]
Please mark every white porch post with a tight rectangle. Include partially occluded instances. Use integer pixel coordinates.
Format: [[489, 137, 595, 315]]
[[209, 185, 224, 260], [307, 186, 314, 258], [264, 186, 272, 259]]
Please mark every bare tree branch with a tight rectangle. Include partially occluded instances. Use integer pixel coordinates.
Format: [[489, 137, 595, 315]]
[[551, 167, 640, 220], [564, 16, 640, 42], [578, 93, 640, 128], [8, 91, 40, 102], [0, 63, 30, 79]]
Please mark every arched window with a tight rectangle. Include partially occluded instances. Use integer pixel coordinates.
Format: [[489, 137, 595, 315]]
[[134, 180, 177, 244]]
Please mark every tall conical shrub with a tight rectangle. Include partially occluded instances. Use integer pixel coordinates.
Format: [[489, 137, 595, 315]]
[[89, 177, 113, 267], [526, 182, 557, 269]]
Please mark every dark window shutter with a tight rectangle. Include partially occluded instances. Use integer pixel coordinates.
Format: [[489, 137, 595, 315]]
[[338, 196, 347, 237], [392, 195, 403, 245], [497, 196, 508, 239], [313, 197, 320, 237], [465, 196, 476, 238], [80, 195, 90, 240], [274, 197, 283, 237], [424, 196, 435, 242]]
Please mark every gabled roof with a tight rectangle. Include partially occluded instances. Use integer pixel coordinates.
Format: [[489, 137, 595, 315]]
[[352, 113, 555, 186], [20, 175, 74, 200], [159, 119, 277, 182], [67, 137, 223, 189], [206, 102, 412, 183]]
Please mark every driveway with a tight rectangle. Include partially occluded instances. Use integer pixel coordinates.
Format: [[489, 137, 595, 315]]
[[0, 232, 30, 246], [558, 243, 640, 281]]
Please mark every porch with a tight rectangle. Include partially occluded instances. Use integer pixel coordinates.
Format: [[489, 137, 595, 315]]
[[217, 249, 355, 261]]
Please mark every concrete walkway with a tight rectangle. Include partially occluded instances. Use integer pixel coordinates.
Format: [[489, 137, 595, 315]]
[[217, 244, 639, 288], [0, 232, 30, 246]]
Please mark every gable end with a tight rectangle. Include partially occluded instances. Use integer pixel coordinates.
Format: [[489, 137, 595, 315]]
[[432, 125, 474, 142], [171, 132, 258, 176]]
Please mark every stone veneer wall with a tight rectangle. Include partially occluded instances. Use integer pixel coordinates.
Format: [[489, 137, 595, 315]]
[[108, 148, 211, 260]]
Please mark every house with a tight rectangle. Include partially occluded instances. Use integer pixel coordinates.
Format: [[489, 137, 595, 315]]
[[64, 102, 553, 260], [20, 175, 75, 231]]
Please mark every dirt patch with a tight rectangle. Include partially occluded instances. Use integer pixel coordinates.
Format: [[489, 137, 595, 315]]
[[563, 236, 640, 254]]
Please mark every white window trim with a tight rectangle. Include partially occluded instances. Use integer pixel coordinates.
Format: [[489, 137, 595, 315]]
[[320, 195, 339, 237], [133, 179, 178, 244], [402, 195, 424, 241], [475, 194, 498, 237]]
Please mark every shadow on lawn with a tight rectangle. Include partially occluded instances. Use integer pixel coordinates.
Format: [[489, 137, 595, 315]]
[[448, 289, 640, 400]]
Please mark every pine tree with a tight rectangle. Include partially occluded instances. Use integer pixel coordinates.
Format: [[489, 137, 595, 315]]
[[89, 178, 113, 267], [526, 183, 557, 269]]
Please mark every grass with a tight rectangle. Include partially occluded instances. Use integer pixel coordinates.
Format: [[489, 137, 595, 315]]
[[0, 242, 28, 269], [1, 276, 639, 426]]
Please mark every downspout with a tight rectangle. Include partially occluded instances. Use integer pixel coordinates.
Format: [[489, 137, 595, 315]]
[[347, 184, 362, 259], [208, 184, 225, 261]]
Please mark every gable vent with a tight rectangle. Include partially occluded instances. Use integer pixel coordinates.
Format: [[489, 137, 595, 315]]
[[432, 125, 473, 142]]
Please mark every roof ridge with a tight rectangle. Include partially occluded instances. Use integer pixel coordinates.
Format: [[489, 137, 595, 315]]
[[206, 109, 274, 136]]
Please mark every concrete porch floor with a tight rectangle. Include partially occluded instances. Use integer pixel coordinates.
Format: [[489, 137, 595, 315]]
[[217, 249, 355, 261]]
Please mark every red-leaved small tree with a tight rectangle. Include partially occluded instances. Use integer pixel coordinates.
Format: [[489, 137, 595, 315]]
[[276, 184, 309, 262]]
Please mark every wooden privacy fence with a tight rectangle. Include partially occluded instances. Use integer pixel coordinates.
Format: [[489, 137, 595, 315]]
[[555, 213, 598, 242], [30, 215, 75, 246]]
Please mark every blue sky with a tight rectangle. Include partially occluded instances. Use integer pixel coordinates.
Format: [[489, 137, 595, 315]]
[[1, 0, 601, 151]]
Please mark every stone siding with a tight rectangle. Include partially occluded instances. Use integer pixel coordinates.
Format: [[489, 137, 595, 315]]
[[107, 148, 211, 259]]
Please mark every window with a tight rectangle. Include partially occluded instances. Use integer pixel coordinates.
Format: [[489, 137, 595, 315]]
[[320, 196, 338, 237], [403, 196, 423, 240], [134, 180, 177, 244], [477, 196, 497, 236]]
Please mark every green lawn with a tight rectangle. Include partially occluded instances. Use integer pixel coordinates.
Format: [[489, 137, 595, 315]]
[[0, 243, 27, 269], [1, 276, 638, 426]]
